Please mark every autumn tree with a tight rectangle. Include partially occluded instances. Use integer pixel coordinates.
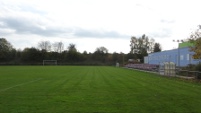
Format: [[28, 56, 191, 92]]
[[130, 34, 155, 54], [130, 34, 155, 62], [189, 25, 201, 59]]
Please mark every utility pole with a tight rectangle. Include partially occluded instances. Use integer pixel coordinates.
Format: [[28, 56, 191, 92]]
[[173, 39, 184, 67]]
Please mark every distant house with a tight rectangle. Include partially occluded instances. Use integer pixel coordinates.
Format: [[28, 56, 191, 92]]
[[144, 42, 200, 67]]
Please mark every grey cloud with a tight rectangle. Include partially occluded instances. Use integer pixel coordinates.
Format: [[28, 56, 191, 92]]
[[74, 28, 129, 38], [150, 19, 175, 38], [0, 16, 128, 39], [19, 5, 47, 15], [0, 17, 70, 37], [160, 19, 175, 24], [0, 28, 15, 36], [0, 1, 46, 15], [0, 2, 69, 37], [0, 1, 131, 39], [0, 2, 129, 39], [149, 28, 172, 38]]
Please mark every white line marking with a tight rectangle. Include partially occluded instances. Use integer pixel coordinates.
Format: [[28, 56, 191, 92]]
[[0, 78, 43, 92]]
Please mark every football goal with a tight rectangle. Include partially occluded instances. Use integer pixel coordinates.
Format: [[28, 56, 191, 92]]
[[43, 60, 57, 66]]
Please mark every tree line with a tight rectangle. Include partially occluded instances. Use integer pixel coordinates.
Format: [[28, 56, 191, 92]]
[[0, 34, 161, 65]]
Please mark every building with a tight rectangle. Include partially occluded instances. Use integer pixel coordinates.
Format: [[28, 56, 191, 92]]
[[144, 43, 201, 67]]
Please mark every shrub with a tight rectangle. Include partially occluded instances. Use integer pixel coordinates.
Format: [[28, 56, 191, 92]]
[[195, 63, 201, 71]]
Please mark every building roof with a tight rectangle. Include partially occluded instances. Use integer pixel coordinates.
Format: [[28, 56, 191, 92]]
[[179, 42, 194, 48]]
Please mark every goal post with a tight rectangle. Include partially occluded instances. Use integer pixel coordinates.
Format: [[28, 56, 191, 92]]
[[43, 60, 57, 66]]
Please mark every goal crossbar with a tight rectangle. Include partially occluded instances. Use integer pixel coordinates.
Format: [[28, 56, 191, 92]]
[[43, 60, 57, 66]]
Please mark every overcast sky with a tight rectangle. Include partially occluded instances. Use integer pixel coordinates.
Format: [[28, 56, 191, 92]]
[[0, 0, 200, 53]]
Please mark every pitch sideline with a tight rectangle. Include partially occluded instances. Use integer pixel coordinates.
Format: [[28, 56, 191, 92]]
[[0, 78, 43, 92]]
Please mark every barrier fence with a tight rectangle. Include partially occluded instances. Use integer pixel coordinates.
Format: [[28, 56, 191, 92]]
[[125, 63, 201, 79], [125, 64, 158, 72], [177, 70, 201, 79]]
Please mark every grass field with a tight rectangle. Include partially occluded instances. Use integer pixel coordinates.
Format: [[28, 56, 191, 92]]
[[0, 66, 201, 113]]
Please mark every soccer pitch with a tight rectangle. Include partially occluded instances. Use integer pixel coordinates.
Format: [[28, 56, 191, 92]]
[[0, 66, 201, 113]]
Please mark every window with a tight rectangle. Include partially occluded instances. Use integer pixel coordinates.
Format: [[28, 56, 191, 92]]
[[180, 55, 184, 60], [187, 54, 189, 61]]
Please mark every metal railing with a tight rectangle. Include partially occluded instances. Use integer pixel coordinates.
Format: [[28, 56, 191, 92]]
[[177, 70, 201, 79]]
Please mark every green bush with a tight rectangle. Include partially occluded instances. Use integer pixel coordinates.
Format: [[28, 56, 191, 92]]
[[195, 63, 201, 71]]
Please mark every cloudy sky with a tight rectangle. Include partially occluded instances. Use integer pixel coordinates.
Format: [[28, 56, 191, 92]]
[[0, 0, 200, 53]]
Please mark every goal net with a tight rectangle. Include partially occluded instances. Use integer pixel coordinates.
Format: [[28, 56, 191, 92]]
[[43, 60, 57, 66]]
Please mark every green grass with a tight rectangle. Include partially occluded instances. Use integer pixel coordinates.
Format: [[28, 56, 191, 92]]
[[0, 66, 201, 113]]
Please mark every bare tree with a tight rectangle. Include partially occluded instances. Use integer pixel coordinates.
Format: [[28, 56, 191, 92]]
[[38, 41, 51, 52], [130, 36, 138, 54], [52, 41, 64, 53], [148, 38, 155, 53]]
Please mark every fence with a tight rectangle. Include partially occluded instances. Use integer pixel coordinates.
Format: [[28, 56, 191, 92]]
[[125, 64, 158, 72], [125, 63, 201, 80], [177, 70, 201, 79]]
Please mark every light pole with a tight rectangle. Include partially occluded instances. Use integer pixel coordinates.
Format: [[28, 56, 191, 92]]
[[122, 53, 124, 66]]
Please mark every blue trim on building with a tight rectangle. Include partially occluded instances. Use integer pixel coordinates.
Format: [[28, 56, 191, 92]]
[[144, 47, 200, 67]]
